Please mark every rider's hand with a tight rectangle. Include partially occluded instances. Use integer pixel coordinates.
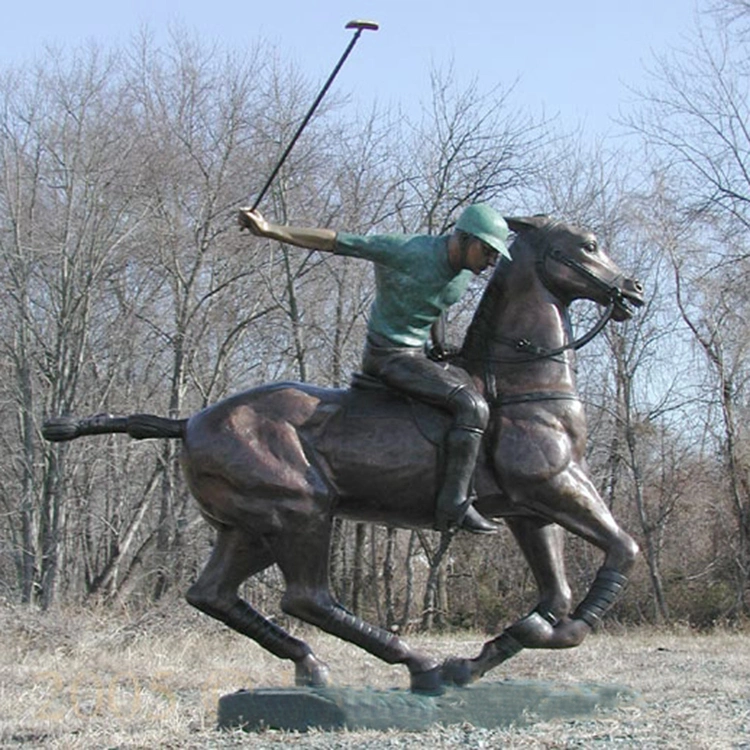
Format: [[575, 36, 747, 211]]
[[238, 208, 270, 236], [426, 342, 461, 362], [426, 343, 444, 362]]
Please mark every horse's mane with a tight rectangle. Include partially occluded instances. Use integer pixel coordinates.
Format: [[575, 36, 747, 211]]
[[459, 258, 510, 359]]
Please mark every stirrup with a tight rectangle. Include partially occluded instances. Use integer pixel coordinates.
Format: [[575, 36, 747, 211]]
[[458, 505, 499, 535], [436, 500, 499, 535]]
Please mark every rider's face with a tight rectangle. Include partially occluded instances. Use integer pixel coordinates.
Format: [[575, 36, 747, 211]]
[[464, 238, 499, 275]]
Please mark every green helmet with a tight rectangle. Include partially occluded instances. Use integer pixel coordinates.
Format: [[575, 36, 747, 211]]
[[455, 204, 511, 259]]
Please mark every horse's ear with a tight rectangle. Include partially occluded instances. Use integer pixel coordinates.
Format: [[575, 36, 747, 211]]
[[504, 215, 551, 234]]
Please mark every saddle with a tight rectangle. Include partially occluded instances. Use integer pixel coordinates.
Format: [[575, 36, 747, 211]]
[[341, 372, 451, 447], [303, 373, 452, 503]]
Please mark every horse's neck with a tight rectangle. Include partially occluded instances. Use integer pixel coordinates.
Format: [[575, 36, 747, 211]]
[[500, 288, 571, 349], [462, 271, 577, 393]]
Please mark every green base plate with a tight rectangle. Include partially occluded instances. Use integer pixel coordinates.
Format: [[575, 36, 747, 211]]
[[217, 679, 638, 732]]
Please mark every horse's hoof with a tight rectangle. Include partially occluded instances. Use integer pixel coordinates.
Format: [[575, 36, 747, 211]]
[[409, 665, 445, 695], [441, 657, 474, 687], [295, 655, 330, 687]]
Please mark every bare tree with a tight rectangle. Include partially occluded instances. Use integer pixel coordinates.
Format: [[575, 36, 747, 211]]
[[629, 5, 750, 618], [121, 30, 287, 598], [392, 65, 547, 234], [628, 7, 750, 240], [671, 246, 750, 617], [0, 46, 150, 606]]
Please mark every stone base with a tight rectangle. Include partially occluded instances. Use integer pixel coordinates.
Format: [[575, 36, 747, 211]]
[[217, 680, 638, 732]]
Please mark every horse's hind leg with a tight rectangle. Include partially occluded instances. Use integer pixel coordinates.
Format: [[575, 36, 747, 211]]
[[274, 524, 443, 694], [185, 525, 329, 687]]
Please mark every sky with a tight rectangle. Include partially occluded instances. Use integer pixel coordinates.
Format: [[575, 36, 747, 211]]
[[0, 0, 701, 138]]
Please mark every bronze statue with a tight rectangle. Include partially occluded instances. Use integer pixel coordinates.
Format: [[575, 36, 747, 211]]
[[43, 215, 644, 695]]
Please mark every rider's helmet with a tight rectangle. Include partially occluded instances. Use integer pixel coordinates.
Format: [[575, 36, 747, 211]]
[[455, 204, 511, 259]]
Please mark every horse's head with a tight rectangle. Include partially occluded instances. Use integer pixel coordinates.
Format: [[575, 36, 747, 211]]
[[504, 216, 645, 321]]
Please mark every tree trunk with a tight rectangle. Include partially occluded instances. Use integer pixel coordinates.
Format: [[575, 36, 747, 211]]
[[399, 531, 418, 631], [419, 531, 452, 631], [383, 527, 397, 629], [351, 522, 367, 615]]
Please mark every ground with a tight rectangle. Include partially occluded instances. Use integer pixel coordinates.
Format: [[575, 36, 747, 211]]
[[1, 600, 748, 748]]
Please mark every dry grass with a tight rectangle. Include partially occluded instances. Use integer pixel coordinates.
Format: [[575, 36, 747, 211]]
[[1, 600, 749, 749]]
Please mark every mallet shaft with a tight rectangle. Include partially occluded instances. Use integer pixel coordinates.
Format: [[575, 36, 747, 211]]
[[251, 20, 379, 211]]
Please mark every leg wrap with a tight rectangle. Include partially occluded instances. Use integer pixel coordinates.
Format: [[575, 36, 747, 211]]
[[479, 629, 524, 671], [322, 605, 407, 664], [223, 601, 312, 661], [572, 568, 628, 628]]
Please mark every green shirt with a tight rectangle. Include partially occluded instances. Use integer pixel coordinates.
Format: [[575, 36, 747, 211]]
[[336, 232, 473, 347]]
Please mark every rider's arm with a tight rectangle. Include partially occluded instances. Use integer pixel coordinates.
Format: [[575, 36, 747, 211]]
[[238, 208, 336, 252]]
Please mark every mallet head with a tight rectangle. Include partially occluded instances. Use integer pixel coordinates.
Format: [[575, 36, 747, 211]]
[[345, 20, 380, 32]]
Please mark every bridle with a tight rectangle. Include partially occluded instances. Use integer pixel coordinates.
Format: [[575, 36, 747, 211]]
[[483, 244, 627, 365]]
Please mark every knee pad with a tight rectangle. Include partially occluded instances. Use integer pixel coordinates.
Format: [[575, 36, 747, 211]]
[[446, 385, 490, 431]]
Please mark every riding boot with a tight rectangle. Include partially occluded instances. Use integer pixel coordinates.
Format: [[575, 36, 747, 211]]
[[435, 427, 499, 535]]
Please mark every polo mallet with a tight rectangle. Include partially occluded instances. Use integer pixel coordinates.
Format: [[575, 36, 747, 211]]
[[250, 19, 379, 211]]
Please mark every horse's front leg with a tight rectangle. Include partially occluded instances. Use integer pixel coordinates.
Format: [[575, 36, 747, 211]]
[[506, 516, 572, 621], [497, 563, 629, 652], [444, 466, 638, 686], [504, 514, 595, 650], [442, 515, 579, 686]]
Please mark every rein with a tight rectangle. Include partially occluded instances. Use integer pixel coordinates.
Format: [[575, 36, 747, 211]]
[[486, 299, 615, 364]]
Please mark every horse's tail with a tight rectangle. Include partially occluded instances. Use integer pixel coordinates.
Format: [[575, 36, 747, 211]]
[[42, 413, 188, 443]]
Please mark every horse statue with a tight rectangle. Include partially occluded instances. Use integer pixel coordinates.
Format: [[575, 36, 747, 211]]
[[43, 215, 644, 694]]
